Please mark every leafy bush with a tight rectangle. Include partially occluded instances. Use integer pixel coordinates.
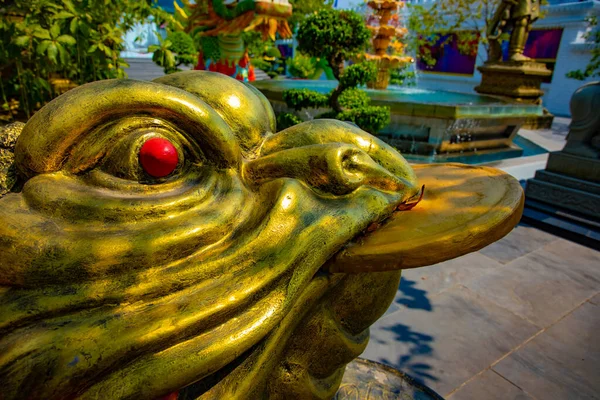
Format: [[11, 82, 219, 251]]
[[338, 88, 370, 109], [296, 9, 371, 80], [288, 0, 333, 27], [0, 0, 167, 120], [278, 9, 389, 134], [390, 65, 417, 86], [149, 31, 197, 74], [339, 62, 377, 88], [283, 89, 329, 111], [336, 106, 390, 135], [199, 36, 221, 61], [276, 112, 304, 131], [280, 63, 389, 134], [169, 31, 197, 63], [243, 31, 285, 79], [286, 54, 317, 79]]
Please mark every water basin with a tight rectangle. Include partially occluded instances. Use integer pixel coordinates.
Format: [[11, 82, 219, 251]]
[[252, 79, 546, 163]]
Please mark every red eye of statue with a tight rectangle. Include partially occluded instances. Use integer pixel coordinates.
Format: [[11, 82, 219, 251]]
[[139, 138, 179, 178]]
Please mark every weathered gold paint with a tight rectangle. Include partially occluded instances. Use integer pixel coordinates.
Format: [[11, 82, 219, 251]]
[[326, 163, 525, 273], [0, 70, 522, 399]]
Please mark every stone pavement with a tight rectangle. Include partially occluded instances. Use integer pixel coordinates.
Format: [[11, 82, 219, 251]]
[[361, 223, 600, 399]]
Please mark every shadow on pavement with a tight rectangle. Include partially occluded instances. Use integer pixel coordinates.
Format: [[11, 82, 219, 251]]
[[377, 277, 438, 384]]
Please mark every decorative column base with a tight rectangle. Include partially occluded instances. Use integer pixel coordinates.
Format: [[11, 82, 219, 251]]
[[524, 152, 600, 248], [475, 61, 554, 129]]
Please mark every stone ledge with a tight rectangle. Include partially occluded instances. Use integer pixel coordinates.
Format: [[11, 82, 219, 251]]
[[525, 178, 600, 219], [546, 152, 600, 183]]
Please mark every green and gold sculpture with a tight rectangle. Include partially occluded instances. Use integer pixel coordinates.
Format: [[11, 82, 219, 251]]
[[0, 71, 523, 399]]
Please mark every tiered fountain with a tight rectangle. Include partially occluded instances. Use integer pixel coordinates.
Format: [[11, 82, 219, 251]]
[[360, 0, 413, 90]]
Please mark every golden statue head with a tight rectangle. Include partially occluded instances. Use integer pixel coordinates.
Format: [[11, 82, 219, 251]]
[[0, 71, 522, 399]]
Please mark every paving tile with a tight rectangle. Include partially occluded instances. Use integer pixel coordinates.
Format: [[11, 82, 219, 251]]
[[382, 252, 503, 318], [399, 252, 504, 299], [362, 285, 539, 396], [446, 370, 534, 400], [465, 245, 599, 328], [535, 239, 600, 290], [493, 296, 600, 400], [479, 223, 559, 264]]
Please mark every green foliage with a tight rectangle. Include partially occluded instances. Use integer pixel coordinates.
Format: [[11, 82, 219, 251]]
[[288, 0, 333, 27], [279, 10, 389, 134], [0, 0, 168, 119], [390, 65, 417, 86], [279, 62, 390, 133], [276, 112, 304, 131], [567, 16, 599, 80], [149, 31, 197, 74], [149, 35, 176, 73], [242, 31, 264, 58], [211, 0, 256, 20], [296, 9, 371, 79], [243, 31, 285, 78], [286, 54, 317, 79], [339, 62, 377, 88], [336, 106, 390, 135], [169, 30, 196, 55], [283, 89, 329, 111], [199, 36, 221, 61], [338, 88, 370, 109]]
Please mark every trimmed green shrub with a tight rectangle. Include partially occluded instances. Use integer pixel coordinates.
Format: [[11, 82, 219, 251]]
[[282, 89, 329, 111], [276, 112, 304, 130], [286, 54, 317, 79], [337, 106, 390, 135], [296, 8, 370, 80], [338, 88, 370, 109], [277, 9, 390, 134]]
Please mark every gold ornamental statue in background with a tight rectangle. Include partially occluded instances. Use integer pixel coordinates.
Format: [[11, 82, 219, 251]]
[[487, 0, 540, 62], [476, 0, 553, 128], [0, 71, 523, 399]]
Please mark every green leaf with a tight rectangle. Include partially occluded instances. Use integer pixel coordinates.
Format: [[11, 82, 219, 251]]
[[56, 42, 69, 64], [165, 50, 176, 67], [37, 40, 52, 55], [47, 43, 58, 63], [102, 45, 113, 57], [148, 44, 160, 52], [87, 44, 98, 53], [50, 24, 61, 39], [14, 36, 30, 47], [79, 23, 91, 37], [69, 18, 78, 34], [35, 77, 52, 93], [54, 11, 74, 19], [57, 35, 76, 45], [32, 29, 51, 40], [63, 0, 77, 13]]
